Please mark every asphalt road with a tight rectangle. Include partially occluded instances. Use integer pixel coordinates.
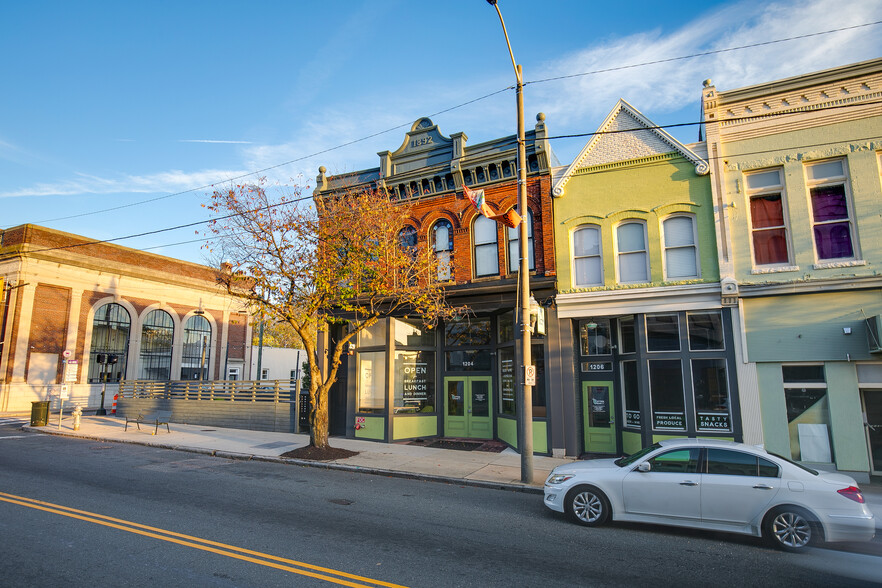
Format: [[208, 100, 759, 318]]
[[0, 421, 879, 587]]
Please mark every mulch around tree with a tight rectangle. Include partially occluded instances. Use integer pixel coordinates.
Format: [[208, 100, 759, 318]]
[[281, 445, 359, 461]]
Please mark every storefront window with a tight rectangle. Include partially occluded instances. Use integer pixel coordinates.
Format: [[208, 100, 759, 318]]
[[357, 351, 386, 413], [139, 309, 174, 380], [618, 316, 636, 354], [580, 319, 611, 356], [88, 303, 130, 383], [649, 359, 686, 430], [393, 351, 434, 413], [692, 358, 730, 431], [499, 347, 515, 415], [532, 343, 546, 417], [393, 318, 434, 347], [359, 320, 387, 347], [498, 311, 514, 343], [783, 365, 831, 462], [445, 318, 492, 346], [180, 314, 211, 380], [688, 312, 724, 351], [646, 314, 680, 352], [621, 360, 639, 428], [445, 350, 491, 371]]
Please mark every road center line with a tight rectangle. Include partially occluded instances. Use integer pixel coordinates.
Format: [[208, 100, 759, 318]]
[[0, 491, 407, 588]]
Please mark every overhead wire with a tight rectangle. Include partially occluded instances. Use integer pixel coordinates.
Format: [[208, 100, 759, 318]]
[[13, 19, 881, 227]]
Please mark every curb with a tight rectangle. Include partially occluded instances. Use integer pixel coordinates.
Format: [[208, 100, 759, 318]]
[[20, 426, 544, 494]]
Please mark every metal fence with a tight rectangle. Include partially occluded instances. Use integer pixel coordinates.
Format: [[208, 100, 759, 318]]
[[119, 379, 296, 402]]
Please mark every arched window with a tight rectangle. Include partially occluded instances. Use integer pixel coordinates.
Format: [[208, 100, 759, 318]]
[[616, 221, 649, 283], [662, 215, 699, 279], [432, 220, 454, 281], [508, 208, 534, 273], [181, 314, 212, 380], [88, 303, 131, 383], [139, 309, 174, 380], [573, 225, 603, 287], [473, 216, 499, 277]]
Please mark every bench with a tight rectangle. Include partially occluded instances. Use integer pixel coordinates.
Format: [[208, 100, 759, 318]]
[[125, 410, 172, 435]]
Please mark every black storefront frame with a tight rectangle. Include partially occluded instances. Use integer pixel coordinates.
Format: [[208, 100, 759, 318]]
[[575, 308, 742, 455]]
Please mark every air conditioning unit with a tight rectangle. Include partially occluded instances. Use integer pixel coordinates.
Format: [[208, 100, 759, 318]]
[[866, 315, 882, 354]]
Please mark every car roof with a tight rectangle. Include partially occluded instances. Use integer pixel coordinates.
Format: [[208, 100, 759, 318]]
[[657, 438, 769, 454]]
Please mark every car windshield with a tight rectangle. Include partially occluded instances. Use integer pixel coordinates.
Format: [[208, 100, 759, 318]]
[[614, 443, 661, 467], [768, 451, 819, 475]]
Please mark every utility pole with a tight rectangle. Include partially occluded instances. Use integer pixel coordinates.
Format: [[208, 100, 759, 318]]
[[487, 0, 533, 483]]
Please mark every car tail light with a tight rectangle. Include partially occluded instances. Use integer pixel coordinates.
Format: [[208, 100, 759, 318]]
[[836, 486, 865, 503]]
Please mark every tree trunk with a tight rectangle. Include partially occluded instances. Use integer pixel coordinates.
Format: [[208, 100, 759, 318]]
[[309, 382, 330, 449]]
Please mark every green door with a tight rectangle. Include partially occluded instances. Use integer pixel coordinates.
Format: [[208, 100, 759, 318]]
[[583, 381, 616, 454], [444, 376, 492, 439]]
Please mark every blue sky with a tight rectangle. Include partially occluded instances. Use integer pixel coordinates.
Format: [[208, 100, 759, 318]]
[[2, 0, 881, 264]]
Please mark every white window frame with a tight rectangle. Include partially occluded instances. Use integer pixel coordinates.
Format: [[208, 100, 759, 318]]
[[661, 214, 699, 280], [432, 220, 454, 281], [744, 168, 793, 269], [473, 215, 499, 278], [804, 158, 858, 263], [507, 208, 534, 273], [572, 224, 603, 287], [614, 220, 649, 284]]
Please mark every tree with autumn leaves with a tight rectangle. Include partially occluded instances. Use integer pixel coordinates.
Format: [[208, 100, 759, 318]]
[[205, 179, 462, 449]]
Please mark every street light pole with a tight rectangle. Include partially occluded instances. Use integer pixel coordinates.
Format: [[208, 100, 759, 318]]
[[487, 0, 533, 483]]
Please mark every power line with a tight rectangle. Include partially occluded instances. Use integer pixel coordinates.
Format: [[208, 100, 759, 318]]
[[525, 20, 882, 86], [13, 20, 879, 227]]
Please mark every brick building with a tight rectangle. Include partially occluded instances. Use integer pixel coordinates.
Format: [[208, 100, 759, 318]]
[[0, 224, 252, 413], [313, 115, 562, 452]]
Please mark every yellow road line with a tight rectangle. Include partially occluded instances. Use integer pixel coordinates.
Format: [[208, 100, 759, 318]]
[[0, 491, 408, 588]]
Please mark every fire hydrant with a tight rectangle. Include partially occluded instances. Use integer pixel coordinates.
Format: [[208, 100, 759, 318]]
[[72, 405, 82, 431]]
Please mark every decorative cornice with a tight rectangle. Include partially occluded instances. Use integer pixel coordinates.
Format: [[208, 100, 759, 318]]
[[552, 99, 709, 198]]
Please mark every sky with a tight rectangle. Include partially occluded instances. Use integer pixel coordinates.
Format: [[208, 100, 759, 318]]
[[2, 0, 881, 264]]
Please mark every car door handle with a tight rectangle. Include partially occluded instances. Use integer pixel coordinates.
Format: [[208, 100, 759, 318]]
[[753, 484, 774, 490], [679, 481, 698, 486]]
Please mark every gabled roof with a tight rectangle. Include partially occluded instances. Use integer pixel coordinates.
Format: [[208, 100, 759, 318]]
[[552, 99, 709, 197]]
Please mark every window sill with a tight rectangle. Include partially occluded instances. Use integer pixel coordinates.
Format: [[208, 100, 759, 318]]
[[750, 265, 799, 275], [813, 259, 866, 270]]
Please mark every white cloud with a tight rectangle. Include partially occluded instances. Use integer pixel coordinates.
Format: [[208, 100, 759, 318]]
[[179, 139, 253, 144], [530, 0, 882, 128], [0, 168, 251, 198]]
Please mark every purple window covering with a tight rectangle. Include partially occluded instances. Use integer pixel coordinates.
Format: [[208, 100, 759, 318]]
[[753, 229, 789, 265], [811, 185, 848, 222], [750, 194, 784, 228], [814, 222, 853, 259]]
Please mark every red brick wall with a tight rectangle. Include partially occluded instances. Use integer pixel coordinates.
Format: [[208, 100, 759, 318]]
[[26, 284, 71, 381], [226, 313, 248, 360], [404, 174, 555, 283]]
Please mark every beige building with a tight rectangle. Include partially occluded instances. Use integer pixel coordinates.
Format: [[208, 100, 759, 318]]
[[0, 224, 252, 413]]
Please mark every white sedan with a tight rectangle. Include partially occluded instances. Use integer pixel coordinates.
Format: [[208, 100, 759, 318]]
[[543, 438, 875, 552]]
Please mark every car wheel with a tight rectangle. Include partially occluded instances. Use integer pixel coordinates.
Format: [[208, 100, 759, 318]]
[[565, 485, 610, 527], [763, 506, 819, 552]]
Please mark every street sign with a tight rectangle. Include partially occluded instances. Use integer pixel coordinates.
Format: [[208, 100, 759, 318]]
[[524, 365, 536, 386], [60, 385, 70, 399], [64, 360, 78, 383], [62, 350, 71, 359]]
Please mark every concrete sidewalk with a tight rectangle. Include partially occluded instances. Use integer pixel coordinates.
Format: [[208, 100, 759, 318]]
[[20, 416, 573, 491]]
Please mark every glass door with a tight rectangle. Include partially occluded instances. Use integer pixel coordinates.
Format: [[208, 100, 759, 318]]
[[583, 381, 617, 454], [444, 376, 492, 439], [862, 390, 882, 475]]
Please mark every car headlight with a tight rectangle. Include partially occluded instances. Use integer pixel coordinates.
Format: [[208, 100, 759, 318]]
[[546, 473, 574, 485]]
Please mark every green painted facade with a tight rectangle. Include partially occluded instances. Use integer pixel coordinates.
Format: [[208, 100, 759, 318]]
[[554, 153, 718, 292], [702, 58, 882, 479], [392, 415, 437, 440]]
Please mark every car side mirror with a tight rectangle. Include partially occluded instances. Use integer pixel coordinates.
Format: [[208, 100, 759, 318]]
[[636, 462, 651, 473]]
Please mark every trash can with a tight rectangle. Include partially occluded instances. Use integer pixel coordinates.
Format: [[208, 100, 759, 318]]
[[30, 401, 50, 426]]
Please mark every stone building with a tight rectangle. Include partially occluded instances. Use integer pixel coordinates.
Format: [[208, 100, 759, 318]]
[[0, 224, 252, 413]]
